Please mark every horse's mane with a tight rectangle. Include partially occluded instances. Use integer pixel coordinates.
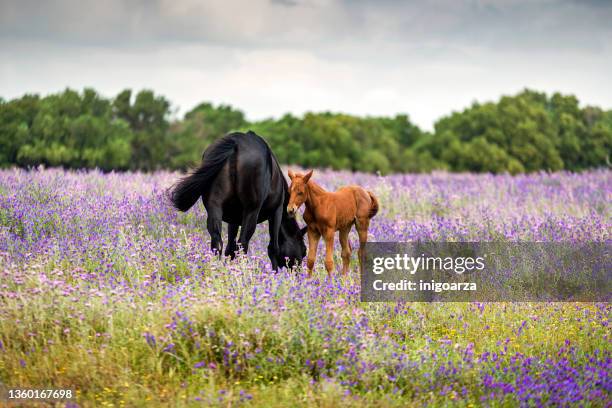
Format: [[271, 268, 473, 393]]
[[249, 132, 302, 236], [245, 130, 290, 196]]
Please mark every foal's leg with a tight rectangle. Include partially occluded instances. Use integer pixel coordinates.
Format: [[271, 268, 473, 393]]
[[339, 227, 352, 275], [323, 228, 336, 276], [306, 228, 321, 276], [238, 207, 260, 254], [356, 218, 370, 273], [206, 206, 223, 256], [224, 223, 239, 259]]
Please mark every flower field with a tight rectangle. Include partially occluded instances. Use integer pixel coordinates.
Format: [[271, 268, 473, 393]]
[[0, 168, 610, 407]]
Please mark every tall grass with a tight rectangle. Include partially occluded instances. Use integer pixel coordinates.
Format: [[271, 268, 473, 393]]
[[0, 168, 610, 407]]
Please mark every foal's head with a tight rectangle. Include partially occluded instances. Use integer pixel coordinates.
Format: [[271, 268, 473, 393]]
[[287, 169, 313, 218]]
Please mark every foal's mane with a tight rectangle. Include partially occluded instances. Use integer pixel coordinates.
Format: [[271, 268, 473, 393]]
[[305, 178, 327, 194]]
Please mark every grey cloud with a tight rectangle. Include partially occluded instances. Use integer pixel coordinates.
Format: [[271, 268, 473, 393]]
[[0, 0, 347, 48], [1, 0, 610, 53], [1, 0, 610, 130], [270, 0, 301, 7]]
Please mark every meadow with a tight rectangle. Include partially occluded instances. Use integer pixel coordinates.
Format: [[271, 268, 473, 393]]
[[0, 168, 610, 407]]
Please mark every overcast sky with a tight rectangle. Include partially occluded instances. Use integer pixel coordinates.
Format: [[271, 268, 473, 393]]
[[1, 0, 611, 130]]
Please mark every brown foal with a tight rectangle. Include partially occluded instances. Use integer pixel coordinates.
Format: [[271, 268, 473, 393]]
[[286, 170, 379, 276]]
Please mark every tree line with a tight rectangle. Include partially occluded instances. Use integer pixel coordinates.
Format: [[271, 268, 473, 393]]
[[1, 88, 610, 173]]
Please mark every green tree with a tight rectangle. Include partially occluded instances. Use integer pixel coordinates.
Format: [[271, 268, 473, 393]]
[[113, 89, 171, 171], [168, 103, 247, 169], [0, 87, 609, 174]]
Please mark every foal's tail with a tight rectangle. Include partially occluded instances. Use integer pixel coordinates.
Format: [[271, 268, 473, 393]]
[[170, 136, 237, 212], [367, 191, 379, 219]]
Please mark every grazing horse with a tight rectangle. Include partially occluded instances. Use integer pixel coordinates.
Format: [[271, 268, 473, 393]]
[[170, 131, 307, 270], [286, 170, 379, 276]]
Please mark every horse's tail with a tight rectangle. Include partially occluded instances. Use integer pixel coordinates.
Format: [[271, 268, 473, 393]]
[[367, 190, 379, 219], [170, 136, 237, 212]]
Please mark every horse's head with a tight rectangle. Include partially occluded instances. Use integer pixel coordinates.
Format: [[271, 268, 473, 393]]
[[286, 169, 313, 218], [277, 215, 307, 269]]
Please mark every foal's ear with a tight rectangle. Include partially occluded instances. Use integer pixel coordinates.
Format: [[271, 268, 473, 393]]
[[299, 226, 308, 237], [288, 169, 295, 180], [303, 169, 313, 183]]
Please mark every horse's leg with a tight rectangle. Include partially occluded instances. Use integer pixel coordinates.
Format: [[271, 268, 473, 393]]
[[323, 228, 336, 276], [267, 206, 283, 271], [206, 205, 223, 257], [306, 228, 321, 276], [224, 223, 240, 259], [356, 218, 370, 274], [339, 227, 352, 275], [238, 207, 260, 254]]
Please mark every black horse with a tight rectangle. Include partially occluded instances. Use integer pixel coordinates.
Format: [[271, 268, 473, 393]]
[[170, 131, 306, 269]]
